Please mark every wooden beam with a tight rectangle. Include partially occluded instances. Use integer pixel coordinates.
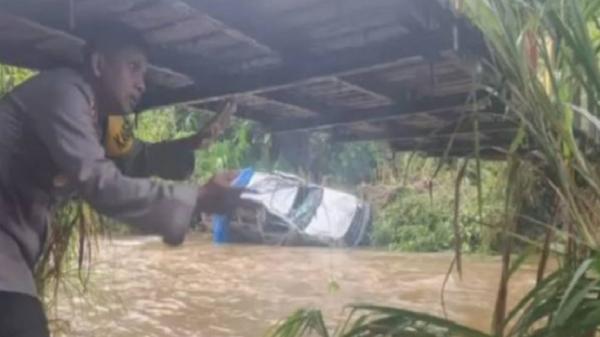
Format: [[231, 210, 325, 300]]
[[421, 147, 510, 160], [260, 77, 395, 119], [269, 93, 486, 133], [233, 94, 320, 119], [389, 131, 516, 152], [332, 121, 516, 142], [325, 77, 394, 107], [187, 93, 320, 124]]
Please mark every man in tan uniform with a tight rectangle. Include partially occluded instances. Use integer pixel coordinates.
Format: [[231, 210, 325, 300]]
[[0, 24, 241, 336]]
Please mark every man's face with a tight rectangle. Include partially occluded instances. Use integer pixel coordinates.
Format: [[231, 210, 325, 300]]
[[95, 46, 147, 115]]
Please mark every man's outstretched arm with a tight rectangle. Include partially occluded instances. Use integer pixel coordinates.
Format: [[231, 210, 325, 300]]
[[18, 74, 197, 245], [112, 102, 235, 180]]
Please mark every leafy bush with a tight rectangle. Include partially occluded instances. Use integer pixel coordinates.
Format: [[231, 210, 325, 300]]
[[371, 160, 506, 253]]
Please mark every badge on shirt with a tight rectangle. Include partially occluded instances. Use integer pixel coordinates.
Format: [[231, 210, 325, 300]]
[[104, 115, 134, 157]]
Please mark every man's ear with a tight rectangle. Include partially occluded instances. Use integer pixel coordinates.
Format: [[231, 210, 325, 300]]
[[90, 52, 104, 78]]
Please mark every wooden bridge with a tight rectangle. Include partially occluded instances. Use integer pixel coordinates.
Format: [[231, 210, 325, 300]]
[[0, 0, 516, 157]]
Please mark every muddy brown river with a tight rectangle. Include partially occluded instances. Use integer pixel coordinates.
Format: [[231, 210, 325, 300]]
[[52, 234, 539, 337]]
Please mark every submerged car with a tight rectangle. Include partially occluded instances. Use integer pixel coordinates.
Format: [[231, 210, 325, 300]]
[[223, 171, 371, 247]]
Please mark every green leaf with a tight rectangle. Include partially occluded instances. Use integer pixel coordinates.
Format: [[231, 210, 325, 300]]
[[554, 259, 594, 322]]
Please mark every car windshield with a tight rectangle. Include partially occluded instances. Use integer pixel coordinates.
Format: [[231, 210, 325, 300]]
[[288, 185, 323, 229]]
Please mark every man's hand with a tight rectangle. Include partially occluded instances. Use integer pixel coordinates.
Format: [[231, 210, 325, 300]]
[[195, 170, 243, 215], [164, 172, 240, 246], [176, 101, 236, 151]]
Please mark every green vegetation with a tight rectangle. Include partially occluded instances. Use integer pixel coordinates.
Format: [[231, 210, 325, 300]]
[[370, 158, 506, 253], [0, 65, 33, 92], [134, 107, 254, 180]]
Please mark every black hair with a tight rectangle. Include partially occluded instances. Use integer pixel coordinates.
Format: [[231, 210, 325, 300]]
[[80, 21, 149, 63]]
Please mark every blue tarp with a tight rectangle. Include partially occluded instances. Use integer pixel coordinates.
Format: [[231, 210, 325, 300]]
[[212, 167, 254, 243]]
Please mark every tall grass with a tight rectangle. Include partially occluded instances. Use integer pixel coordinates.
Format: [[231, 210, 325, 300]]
[[466, 0, 600, 251], [465, 0, 600, 333], [34, 201, 106, 308]]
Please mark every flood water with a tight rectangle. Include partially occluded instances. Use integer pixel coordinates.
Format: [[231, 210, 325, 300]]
[[54, 234, 539, 337]]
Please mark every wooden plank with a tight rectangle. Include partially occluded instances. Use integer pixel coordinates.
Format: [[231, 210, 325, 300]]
[[178, 0, 430, 68], [268, 93, 482, 133], [305, 11, 410, 40], [233, 95, 319, 118], [176, 31, 241, 54], [262, 85, 357, 118], [332, 120, 516, 142], [74, 0, 149, 22], [317, 78, 393, 106], [252, 0, 323, 13], [388, 130, 516, 151], [144, 17, 219, 44], [310, 25, 410, 54], [272, 0, 426, 31], [139, 27, 458, 109], [0, 11, 194, 88], [1, 0, 279, 74], [262, 77, 394, 114], [195, 94, 319, 122], [421, 147, 510, 160], [119, 0, 195, 30]]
